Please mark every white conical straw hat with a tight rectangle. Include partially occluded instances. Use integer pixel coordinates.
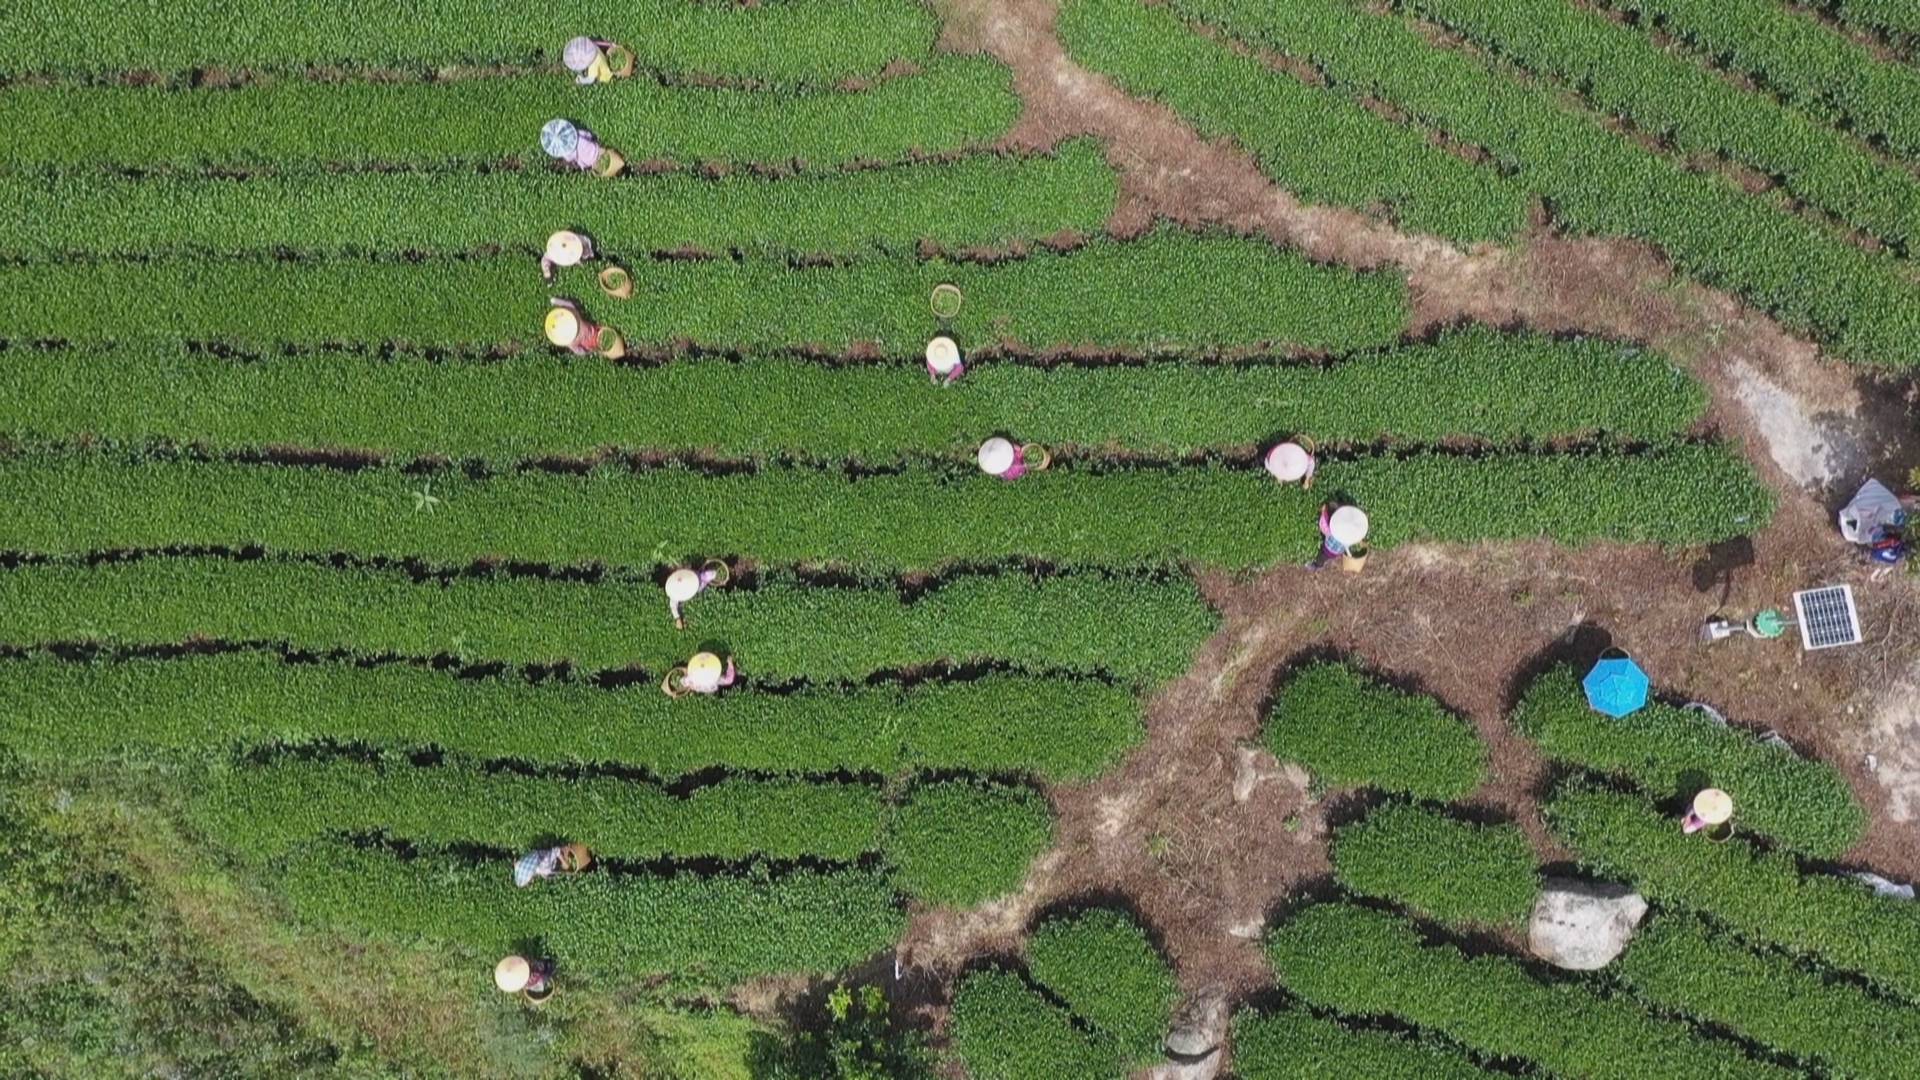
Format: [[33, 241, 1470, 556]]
[[1329, 505, 1370, 547], [665, 568, 701, 602], [1693, 788, 1733, 825], [1265, 442, 1311, 482], [539, 118, 579, 159], [495, 955, 531, 993], [978, 437, 1016, 475], [562, 36, 600, 71], [544, 307, 581, 347], [925, 336, 961, 373], [545, 231, 586, 267], [687, 652, 723, 678]]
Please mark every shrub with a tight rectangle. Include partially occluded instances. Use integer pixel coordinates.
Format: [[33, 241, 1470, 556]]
[[1617, 912, 1920, 1077], [1330, 802, 1537, 927], [885, 781, 1052, 907], [1232, 1008, 1495, 1079], [0, 654, 1143, 782], [1512, 666, 1865, 857], [1265, 663, 1486, 800], [1026, 909, 1178, 1061], [948, 970, 1120, 1080], [1546, 781, 1920, 1002], [1265, 902, 1791, 1079]]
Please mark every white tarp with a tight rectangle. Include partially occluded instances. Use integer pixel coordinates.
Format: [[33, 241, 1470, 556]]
[[1839, 479, 1904, 544]]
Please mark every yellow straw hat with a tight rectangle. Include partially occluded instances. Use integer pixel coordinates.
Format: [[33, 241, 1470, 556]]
[[494, 955, 531, 993], [665, 569, 702, 602], [688, 652, 724, 679], [545, 231, 586, 267], [1692, 788, 1733, 825], [544, 307, 581, 347]]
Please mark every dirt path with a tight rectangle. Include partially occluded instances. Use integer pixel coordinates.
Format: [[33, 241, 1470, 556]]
[[907, 0, 1920, 1033]]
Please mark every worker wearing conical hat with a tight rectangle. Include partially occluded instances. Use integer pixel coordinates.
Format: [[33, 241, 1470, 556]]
[[541, 230, 595, 281], [1682, 788, 1733, 835], [926, 336, 965, 387], [563, 36, 618, 84], [978, 437, 1039, 481], [1265, 441, 1315, 488], [513, 844, 593, 887], [545, 298, 602, 356], [665, 564, 725, 629], [495, 955, 555, 1002], [1315, 503, 1369, 568], [673, 652, 737, 696]]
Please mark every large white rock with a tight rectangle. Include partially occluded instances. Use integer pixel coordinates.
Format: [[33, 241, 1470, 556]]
[[1528, 877, 1647, 970], [1148, 985, 1229, 1080]]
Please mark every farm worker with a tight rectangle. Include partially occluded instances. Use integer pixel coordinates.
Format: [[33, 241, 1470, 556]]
[[541, 230, 594, 281], [513, 844, 592, 886], [540, 118, 605, 172], [1315, 503, 1369, 567], [665, 565, 724, 629], [563, 36, 618, 84], [926, 336, 965, 386], [494, 955, 555, 1002], [979, 437, 1049, 480], [545, 298, 602, 355], [1265, 442, 1315, 488], [676, 651, 738, 695], [1682, 788, 1734, 835]]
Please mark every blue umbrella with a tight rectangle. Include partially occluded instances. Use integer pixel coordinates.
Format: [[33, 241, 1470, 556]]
[[1583, 654, 1649, 718]]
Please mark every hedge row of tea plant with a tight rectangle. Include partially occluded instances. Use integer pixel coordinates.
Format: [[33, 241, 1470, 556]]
[[1604, 0, 1920, 163], [0, 231, 1409, 355], [1231, 1009, 1497, 1080], [0, 558, 1216, 686], [883, 780, 1053, 907], [1330, 803, 1536, 927], [0, 0, 936, 84], [6, 144, 1116, 260], [0, 330, 1708, 459], [1511, 665, 1865, 857], [951, 908, 1175, 1078], [1828, 0, 1920, 42], [1119, 0, 1920, 364], [2, 58, 1019, 172], [277, 840, 906, 986], [1617, 912, 1920, 1077], [1547, 782, 1920, 1002], [1057, 0, 1531, 244], [1406, 0, 1920, 256], [948, 970, 1121, 1080], [1265, 662, 1488, 800], [190, 758, 886, 861], [1265, 902, 1789, 1078], [0, 655, 1142, 781], [0, 445, 1771, 571], [1025, 909, 1180, 1061]]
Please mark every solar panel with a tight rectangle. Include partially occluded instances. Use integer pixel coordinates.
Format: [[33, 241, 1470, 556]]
[[1793, 585, 1862, 651]]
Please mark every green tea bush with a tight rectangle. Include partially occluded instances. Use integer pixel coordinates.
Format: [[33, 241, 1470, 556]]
[[0, 445, 1772, 572], [1026, 909, 1178, 1061], [0, 655, 1142, 782], [1828, 0, 1920, 42], [1059, 0, 1529, 243], [1149, 0, 1920, 364], [1617, 912, 1920, 1077], [949, 970, 1120, 1080], [0, 330, 1707, 459], [884, 781, 1052, 907], [1330, 802, 1536, 927], [0, 231, 1408, 355], [278, 841, 904, 986], [0, 0, 936, 84], [2, 59, 1018, 172], [189, 758, 887, 862], [1265, 902, 1791, 1079], [1232, 1008, 1496, 1079], [1265, 663, 1487, 800], [1512, 666, 1865, 857], [1604, 0, 1920, 164], [1547, 782, 1920, 1002], [0, 558, 1217, 687], [1407, 0, 1920, 254], [4, 143, 1116, 259]]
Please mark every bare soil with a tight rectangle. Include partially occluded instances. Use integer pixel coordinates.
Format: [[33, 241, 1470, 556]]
[[911, 0, 1920, 1060]]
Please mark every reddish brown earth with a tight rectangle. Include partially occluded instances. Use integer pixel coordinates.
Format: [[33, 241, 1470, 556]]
[[884, 0, 1920, 1062]]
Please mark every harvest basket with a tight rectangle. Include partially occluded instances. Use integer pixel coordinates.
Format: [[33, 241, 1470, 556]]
[[930, 283, 963, 320], [598, 265, 633, 298]]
